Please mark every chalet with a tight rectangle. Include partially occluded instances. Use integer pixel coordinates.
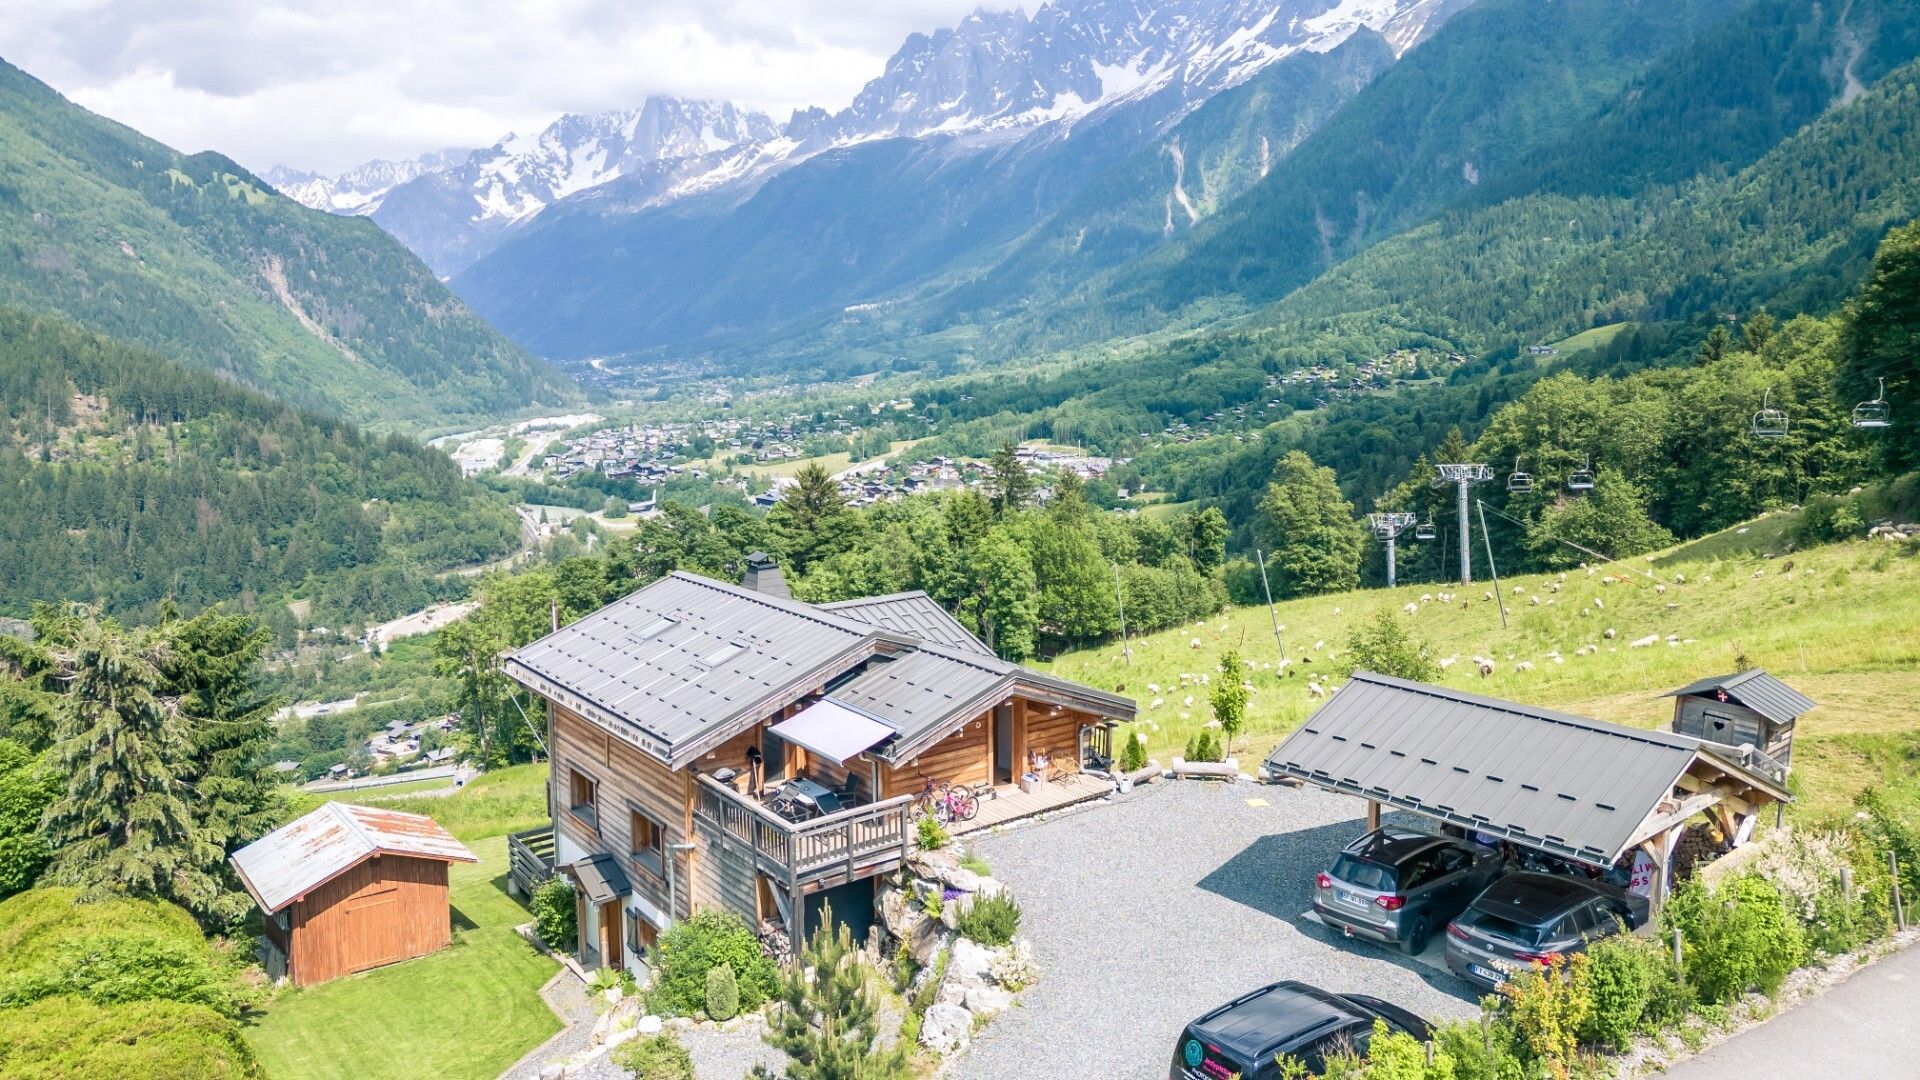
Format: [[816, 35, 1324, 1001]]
[[502, 562, 1135, 972], [231, 803, 477, 986]]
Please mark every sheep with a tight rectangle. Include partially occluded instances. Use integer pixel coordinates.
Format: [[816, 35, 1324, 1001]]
[[1190, 637, 1203, 649], [1654, 583, 1667, 595], [1484, 591, 1495, 602], [1630, 634, 1659, 648], [1550, 582, 1561, 593], [1604, 628, 1617, 639], [1528, 596, 1541, 606], [1183, 695, 1195, 707], [1437, 656, 1458, 670], [1404, 602, 1419, 615], [1675, 573, 1687, 584], [1477, 658, 1496, 677], [1515, 661, 1535, 672], [1593, 598, 1605, 610], [1312, 640, 1325, 651], [1147, 682, 1161, 695], [1420, 593, 1434, 604], [1308, 682, 1327, 699], [1150, 697, 1165, 710], [1513, 585, 1526, 595]]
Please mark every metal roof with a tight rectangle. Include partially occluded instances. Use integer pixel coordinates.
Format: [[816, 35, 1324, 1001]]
[[1664, 669, 1816, 727], [819, 591, 993, 655], [231, 802, 477, 915], [1264, 672, 1776, 865], [505, 570, 1133, 769], [564, 853, 630, 907]]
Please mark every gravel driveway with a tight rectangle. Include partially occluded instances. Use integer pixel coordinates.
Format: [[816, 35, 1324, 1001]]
[[954, 779, 1482, 1079]]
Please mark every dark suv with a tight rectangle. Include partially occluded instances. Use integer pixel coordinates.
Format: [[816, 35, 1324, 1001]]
[[1313, 827, 1501, 954], [1170, 981, 1431, 1080], [1445, 872, 1639, 991]]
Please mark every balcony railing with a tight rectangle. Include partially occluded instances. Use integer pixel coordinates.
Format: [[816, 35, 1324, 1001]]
[[693, 773, 914, 888], [507, 825, 557, 898]]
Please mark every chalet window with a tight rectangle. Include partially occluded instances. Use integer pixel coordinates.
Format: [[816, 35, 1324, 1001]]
[[629, 807, 665, 877], [569, 768, 599, 829]]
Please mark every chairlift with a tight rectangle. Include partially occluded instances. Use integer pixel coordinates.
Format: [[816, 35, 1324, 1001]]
[[1752, 387, 1790, 439], [1852, 378, 1892, 430], [1507, 457, 1533, 495], [1567, 454, 1595, 492], [1414, 520, 1437, 541]]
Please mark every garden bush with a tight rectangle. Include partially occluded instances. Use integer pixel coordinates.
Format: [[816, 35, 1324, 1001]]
[[0, 995, 264, 1079], [915, 813, 948, 850], [1579, 933, 1684, 1050], [610, 1033, 694, 1080], [955, 892, 1020, 947], [704, 963, 739, 1021], [1498, 954, 1591, 1076], [0, 934, 236, 1016], [528, 878, 577, 953], [1183, 728, 1223, 763], [1663, 875, 1805, 1004], [1119, 729, 1148, 772], [650, 911, 775, 1017], [1752, 827, 1882, 954]]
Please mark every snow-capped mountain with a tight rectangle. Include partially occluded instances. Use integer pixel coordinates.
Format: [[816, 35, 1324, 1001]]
[[263, 148, 472, 214], [276, 0, 1460, 279]]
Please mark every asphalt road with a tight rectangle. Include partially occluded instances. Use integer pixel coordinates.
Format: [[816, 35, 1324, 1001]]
[[1664, 941, 1920, 1079]]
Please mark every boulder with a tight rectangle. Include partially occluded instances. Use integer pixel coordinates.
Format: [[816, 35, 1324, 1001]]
[[964, 985, 1013, 1015], [949, 937, 996, 983], [921, 1003, 974, 1054], [636, 1015, 664, 1035], [589, 1010, 612, 1046], [919, 862, 987, 894], [538, 1066, 565, 1080], [907, 917, 946, 966]]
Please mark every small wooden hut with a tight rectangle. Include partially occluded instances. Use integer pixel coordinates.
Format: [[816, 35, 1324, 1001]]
[[1665, 668, 1814, 776], [232, 802, 477, 986]]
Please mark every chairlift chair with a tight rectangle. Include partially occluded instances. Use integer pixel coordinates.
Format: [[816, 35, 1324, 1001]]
[[1852, 378, 1892, 430], [1414, 520, 1437, 541], [1752, 387, 1790, 439], [1507, 457, 1533, 495], [1566, 454, 1595, 492]]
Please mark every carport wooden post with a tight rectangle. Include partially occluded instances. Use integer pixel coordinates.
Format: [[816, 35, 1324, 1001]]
[[1640, 824, 1684, 918], [1365, 799, 1381, 832]]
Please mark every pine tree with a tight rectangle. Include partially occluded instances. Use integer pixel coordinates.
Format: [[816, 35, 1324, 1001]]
[[985, 443, 1033, 517], [1255, 451, 1365, 597], [40, 610, 222, 913], [770, 463, 851, 573], [756, 905, 910, 1080]]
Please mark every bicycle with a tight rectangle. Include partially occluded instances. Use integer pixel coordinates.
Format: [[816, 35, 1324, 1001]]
[[913, 777, 979, 823]]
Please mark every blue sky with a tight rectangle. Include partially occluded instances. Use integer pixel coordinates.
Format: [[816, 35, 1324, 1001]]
[[0, 0, 992, 173]]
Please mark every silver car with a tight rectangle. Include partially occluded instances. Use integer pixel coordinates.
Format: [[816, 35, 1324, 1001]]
[[1312, 827, 1502, 955]]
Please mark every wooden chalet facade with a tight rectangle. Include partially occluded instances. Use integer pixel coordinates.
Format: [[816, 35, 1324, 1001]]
[[231, 803, 477, 987], [503, 565, 1135, 970]]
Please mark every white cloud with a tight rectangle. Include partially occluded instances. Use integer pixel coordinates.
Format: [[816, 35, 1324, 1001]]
[[0, 0, 993, 173]]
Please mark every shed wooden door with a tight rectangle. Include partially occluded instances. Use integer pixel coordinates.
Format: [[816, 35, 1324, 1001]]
[[342, 885, 405, 973]]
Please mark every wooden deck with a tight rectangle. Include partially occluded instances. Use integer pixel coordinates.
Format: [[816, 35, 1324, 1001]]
[[951, 772, 1115, 835]]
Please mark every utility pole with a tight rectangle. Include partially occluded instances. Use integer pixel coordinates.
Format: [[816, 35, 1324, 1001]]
[[1255, 548, 1286, 663], [1113, 564, 1131, 666], [1432, 463, 1491, 585], [1366, 512, 1418, 588]]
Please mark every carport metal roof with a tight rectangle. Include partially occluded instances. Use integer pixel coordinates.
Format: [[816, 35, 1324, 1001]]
[[1263, 672, 1790, 865]]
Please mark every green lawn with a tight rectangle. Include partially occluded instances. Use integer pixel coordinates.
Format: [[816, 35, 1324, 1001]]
[[248, 765, 559, 1079], [243, 833, 561, 1080], [1039, 530, 1920, 823]]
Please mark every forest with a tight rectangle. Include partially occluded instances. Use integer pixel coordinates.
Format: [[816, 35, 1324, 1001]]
[[0, 309, 517, 628]]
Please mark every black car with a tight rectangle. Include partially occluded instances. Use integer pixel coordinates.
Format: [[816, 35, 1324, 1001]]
[[1445, 872, 1640, 991], [1312, 827, 1502, 954], [1170, 981, 1432, 1080]]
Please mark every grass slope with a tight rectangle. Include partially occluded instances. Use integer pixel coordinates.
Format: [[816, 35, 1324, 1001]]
[[1039, 526, 1920, 822], [248, 766, 557, 1080]]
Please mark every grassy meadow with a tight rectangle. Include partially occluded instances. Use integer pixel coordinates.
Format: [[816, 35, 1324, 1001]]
[[1036, 514, 1920, 823]]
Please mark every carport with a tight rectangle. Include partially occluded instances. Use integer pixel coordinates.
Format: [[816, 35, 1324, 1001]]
[[1262, 672, 1792, 914]]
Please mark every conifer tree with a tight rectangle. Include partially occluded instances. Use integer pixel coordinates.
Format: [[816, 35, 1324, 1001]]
[[755, 905, 910, 1080]]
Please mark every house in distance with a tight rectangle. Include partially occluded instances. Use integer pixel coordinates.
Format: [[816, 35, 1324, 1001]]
[[231, 802, 478, 986], [503, 558, 1135, 972]]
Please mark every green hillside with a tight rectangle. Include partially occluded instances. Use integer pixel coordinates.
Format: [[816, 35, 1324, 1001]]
[[0, 309, 517, 625], [0, 58, 579, 428], [1038, 528, 1920, 823]]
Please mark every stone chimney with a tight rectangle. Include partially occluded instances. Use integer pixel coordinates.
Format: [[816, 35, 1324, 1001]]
[[742, 552, 790, 600]]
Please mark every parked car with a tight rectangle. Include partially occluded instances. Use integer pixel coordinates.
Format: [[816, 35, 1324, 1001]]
[[1444, 871, 1640, 992], [1312, 826, 1502, 954], [1170, 981, 1432, 1079]]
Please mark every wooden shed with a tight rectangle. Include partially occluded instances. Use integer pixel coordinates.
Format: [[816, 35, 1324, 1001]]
[[231, 802, 477, 987], [1665, 668, 1814, 777]]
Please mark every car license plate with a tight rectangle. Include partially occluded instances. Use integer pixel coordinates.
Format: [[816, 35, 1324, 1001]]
[[1469, 964, 1506, 983], [1336, 889, 1360, 905]]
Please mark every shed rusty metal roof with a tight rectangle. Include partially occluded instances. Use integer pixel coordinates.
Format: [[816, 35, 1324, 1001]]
[[1664, 669, 1816, 727], [1264, 672, 1783, 866], [819, 591, 993, 655], [231, 802, 476, 915]]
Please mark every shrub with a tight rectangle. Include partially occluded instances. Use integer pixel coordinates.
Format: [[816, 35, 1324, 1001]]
[[915, 813, 949, 851], [0, 934, 236, 1017], [704, 963, 739, 1021], [650, 911, 776, 1017], [1498, 954, 1591, 1076], [955, 892, 1020, 947], [1119, 729, 1148, 772], [1183, 728, 1223, 763], [1752, 827, 1880, 954], [1339, 609, 1439, 683], [1579, 933, 1682, 1050], [1432, 1018, 1525, 1080], [1663, 875, 1805, 1004], [528, 878, 577, 953], [610, 1033, 694, 1080], [0, 996, 265, 1079]]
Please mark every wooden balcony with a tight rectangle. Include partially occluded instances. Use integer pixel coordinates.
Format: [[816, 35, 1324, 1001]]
[[692, 773, 914, 891]]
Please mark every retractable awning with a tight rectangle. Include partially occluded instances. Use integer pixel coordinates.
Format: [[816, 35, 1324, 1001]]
[[768, 698, 896, 765]]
